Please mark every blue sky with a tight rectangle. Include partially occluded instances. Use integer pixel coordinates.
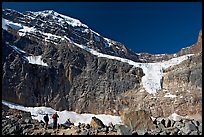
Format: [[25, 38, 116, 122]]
[[2, 2, 202, 54]]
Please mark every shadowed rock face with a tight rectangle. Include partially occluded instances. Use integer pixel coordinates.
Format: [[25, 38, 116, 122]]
[[2, 28, 144, 113], [2, 9, 202, 118], [2, 43, 143, 113]]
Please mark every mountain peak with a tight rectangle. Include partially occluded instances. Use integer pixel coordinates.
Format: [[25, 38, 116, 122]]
[[30, 9, 88, 28]]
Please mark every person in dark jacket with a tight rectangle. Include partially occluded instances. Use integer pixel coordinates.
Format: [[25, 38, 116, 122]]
[[43, 114, 49, 129], [52, 112, 59, 129], [61, 118, 73, 129]]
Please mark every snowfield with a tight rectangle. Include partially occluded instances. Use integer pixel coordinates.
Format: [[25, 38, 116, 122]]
[[2, 100, 198, 126], [2, 100, 122, 126]]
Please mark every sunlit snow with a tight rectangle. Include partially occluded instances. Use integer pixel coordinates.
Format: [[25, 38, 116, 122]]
[[32, 10, 88, 28], [164, 93, 177, 98], [2, 100, 122, 126], [25, 55, 48, 67], [6, 42, 26, 54], [2, 18, 23, 30]]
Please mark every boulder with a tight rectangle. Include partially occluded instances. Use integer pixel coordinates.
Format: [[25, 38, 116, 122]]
[[115, 124, 132, 135], [156, 123, 165, 131], [159, 131, 167, 135], [192, 120, 199, 127], [164, 127, 178, 135], [189, 131, 199, 135], [24, 118, 31, 124], [180, 121, 197, 134], [79, 129, 89, 135], [198, 123, 202, 133], [164, 118, 174, 128], [90, 116, 105, 129], [8, 125, 21, 135], [121, 110, 156, 131], [42, 131, 51, 135], [21, 111, 31, 118], [173, 121, 184, 129], [136, 128, 148, 135]]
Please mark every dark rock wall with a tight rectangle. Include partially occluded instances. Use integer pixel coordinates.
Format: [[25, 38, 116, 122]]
[[2, 29, 144, 114]]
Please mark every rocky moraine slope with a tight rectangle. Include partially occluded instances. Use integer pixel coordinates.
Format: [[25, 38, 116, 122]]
[[2, 9, 202, 120]]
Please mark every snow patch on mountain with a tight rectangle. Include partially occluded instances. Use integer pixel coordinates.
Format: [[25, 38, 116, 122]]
[[164, 93, 177, 98], [5, 42, 48, 67], [18, 26, 36, 36], [104, 38, 112, 48], [25, 55, 48, 67], [2, 18, 23, 30], [2, 100, 122, 126]]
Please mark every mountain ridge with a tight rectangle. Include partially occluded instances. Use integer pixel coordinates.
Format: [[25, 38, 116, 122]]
[[2, 9, 202, 119]]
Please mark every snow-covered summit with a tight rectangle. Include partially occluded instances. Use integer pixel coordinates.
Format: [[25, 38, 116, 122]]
[[2, 9, 140, 62], [30, 9, 88, 28]]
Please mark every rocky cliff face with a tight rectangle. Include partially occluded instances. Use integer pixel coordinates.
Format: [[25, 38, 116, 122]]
[[117, 32, 202, 118], [2, 9, 202, 119]]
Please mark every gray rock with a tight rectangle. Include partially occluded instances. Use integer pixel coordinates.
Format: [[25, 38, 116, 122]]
[[115, 124, 132, 135], [136, 128, 148, 135], [21, 112, 31, 118], [18, 118, 26, 124], [9, 125, 21, 134], [79, 129, 89, 135], [164, 118, 172, 128], [25, 124, 33, 129], [22, 128, 30, 135], [159, 131, 167, 135], [24, 118, 31, 124], [177, 131, 183, 135], [157, 123, 165, 131], [156, 117, 165, 123], [169, 119, 175, 127], [173, 121, 184, 129], [100, 127, 108, 133], [42, 131, 51, 135], [153, 126, 161, 134], [180, 121, 197, 134], [192, 120, 199, 127], [198, 123, 202, 133], [9, 126, 16, 134], [165, 127, 179, 135], [132, 131, 138, 135], [189, 131, 199, 135]]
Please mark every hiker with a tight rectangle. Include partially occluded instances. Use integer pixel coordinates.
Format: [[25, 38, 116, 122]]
[[61, 118, 73, 128], [43, 114, 49, 129], [52, 112, 59, 129]]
